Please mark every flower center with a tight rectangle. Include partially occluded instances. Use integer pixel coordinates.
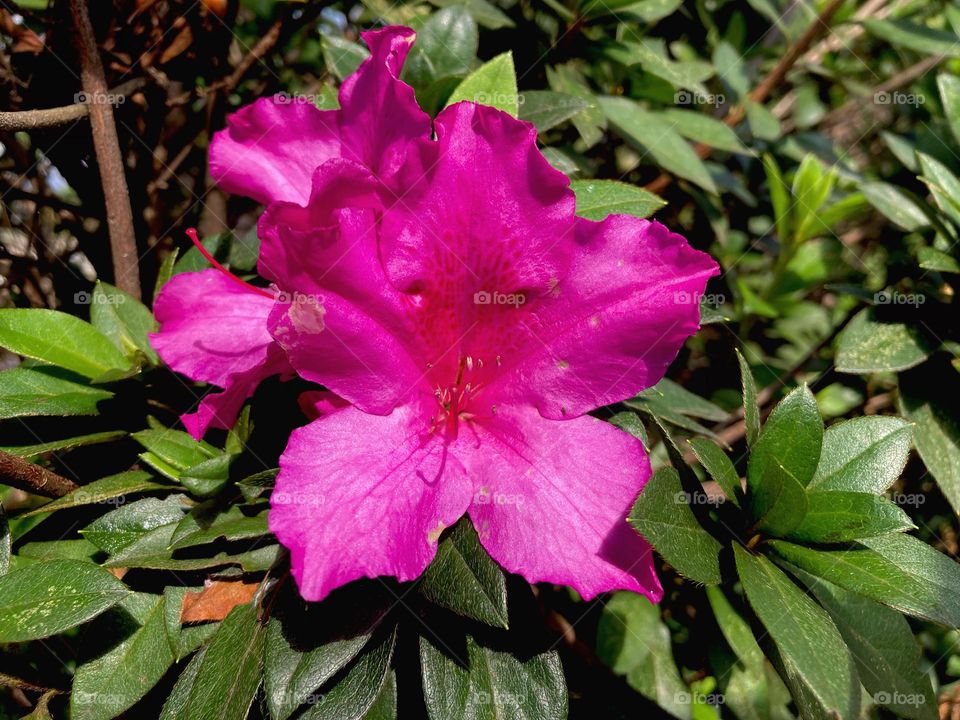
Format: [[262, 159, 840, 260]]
[[430, 355, 485, 440]]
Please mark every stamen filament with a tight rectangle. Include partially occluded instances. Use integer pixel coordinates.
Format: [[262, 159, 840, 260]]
[[186, 228, 274, 299]]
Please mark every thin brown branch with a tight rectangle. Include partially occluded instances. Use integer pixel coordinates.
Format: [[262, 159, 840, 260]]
[[0, 78, 145, 133], [644, 0, 847, 195], [0, 449, 79, 498], [69, 0, 142, 300]]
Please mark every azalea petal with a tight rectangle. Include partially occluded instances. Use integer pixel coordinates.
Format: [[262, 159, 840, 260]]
[[378, 102, 575, 393], [209, 27, 428, 206], [466, 406, 662, 602], [151, 269, 278, 388], [297, 389, 350, 421], [490, 217, 719, 419], [269, 403, 473, 601], [264, 197, 427, 415]]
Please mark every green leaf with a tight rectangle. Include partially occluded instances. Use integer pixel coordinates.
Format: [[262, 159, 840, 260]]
[[570, 179, 666, 221], [153, 247, 178, 299], [301, 629, 396, 720], [733, 545, 859, 720], [546, 64, 605, 147], [0, 560, 129, 641], [82, 496, 188, 554], [0, 309, 131, 380], [918, 246, 960, 273], [169, 512, 269, 550], [939, 74, 960, 147], [179, 453, 233, 497], [606, 40, 712, 93], [900, 366, 960, 513], [705, 587, 764, 669], [689, 438, 741, 507], [0, 505, 9, 576], [446, 52, 518, 117], [786, 492, 914, 543], [23, 471, 165, 517], [518, 90, 588, 133], [860, 182, 930, 232], [183, 603, 265, 720], [736, 350, 761, 448], [0, 367, 113, 419], [863, 19, 960, 57], [746, 385, 821, 536], [659, 109, 752, 155], [789, 567, 936, 720], [808, 416, 913, 493], [917, 152, 960, 227], [419, 517, 508, 627], [163, 586, 218, 661], [265, 609, 379, 720], [769, 535, 960, 627], [403, 6, 478, 89], [638, 378, 728, 421], [836, 308, 934, 374], [322, 35, 369, 81], [629, 467, 722, 585], [90, 281, 159, 365], [0, 430, 126, 459], [71, 593, 174, 720], [599, 96, 717, 193], [596, 591, 689, 719], [17, 539, 100, 564], [745, 100, 781, 141], [160, 646, 206, 720], [420, 632, 565, 720], [430, 0, 515, 29]]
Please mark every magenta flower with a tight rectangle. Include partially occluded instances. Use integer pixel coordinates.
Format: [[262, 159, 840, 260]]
[[150, 27, 718, 603]]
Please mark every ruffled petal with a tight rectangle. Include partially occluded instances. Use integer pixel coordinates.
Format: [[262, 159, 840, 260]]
[[151, 269, 278, 387], [269, 403, 473, 601], [209, 26, 429, 206], [465, 406, 662, 602], [489, 217, 719, 419]]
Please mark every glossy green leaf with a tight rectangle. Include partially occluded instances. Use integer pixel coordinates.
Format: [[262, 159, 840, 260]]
[[0, 367, 113, 419], [733, 545, 859, 720], [419, 517, 508, 627], [403, 6, 478, 89], [689, 438, 741, 507], [705, 587, 764, 669], [786, 492, 914, 543], [597, 591, 690, 719], [518, 90, 588, 132], [447, 52, 518, 117], [746, 385, 821, 535], [860, 182, 930, 232], [163, 585, 218, 661], [169, 512, 269, 550], [599, 96, 717, 193], [322, 35, 369, 81], [939, 73, 960, 147], [420, 631, 565, 720], [0, 430, 126, 459], [637, 378, 728, 421], [82, 496, 188, 554], [836, 308, 934, 374], [0, 560, 129, 641], [769, 535, 960, 627], [808, 416, 913, 493], [0, 309, 132, 380], [160, 646, 206, 720], [570, 179, 665, 221], [863, 19, 960, 57], [23, 471, 165, 517], [629, 467, 722, 585], [90, 281, 159, 365], [659, 108, 752, 155], [789, 567, 936, 720], [917, 152, 960, 227], [546, 64, 605, 147], [182, 603, 265, 720], [71, 593, 174, 720], [302, 630, 396, 720], [737, 349, 760, 447], [0, 506, 9, 576]]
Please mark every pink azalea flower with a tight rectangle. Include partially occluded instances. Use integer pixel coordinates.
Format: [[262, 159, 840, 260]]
[[150, 27, 718, 603]]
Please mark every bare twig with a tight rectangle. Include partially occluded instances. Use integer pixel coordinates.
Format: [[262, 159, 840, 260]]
[[0, 77, 145, 132], [0, 449, 79, 498], [645, 0, 847, 194], [69, 0, 142, 299]]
